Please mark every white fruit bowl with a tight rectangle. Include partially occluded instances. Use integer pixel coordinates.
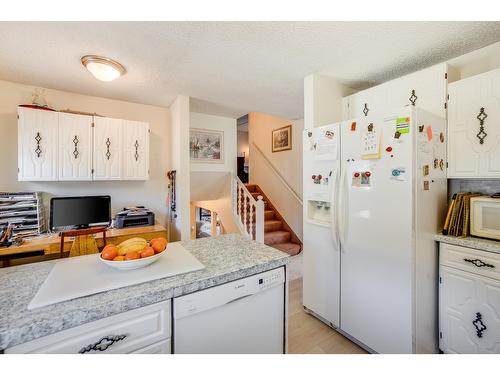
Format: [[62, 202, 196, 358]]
[[99, 250, 167, 270]]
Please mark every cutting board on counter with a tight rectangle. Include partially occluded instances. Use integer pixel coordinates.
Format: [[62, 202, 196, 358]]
[[28, 242, 205, 310]]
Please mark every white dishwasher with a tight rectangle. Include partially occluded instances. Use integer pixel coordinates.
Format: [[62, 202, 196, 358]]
[[173, 267, 285, 354]]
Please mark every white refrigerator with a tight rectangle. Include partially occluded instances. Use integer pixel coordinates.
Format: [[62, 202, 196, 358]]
[[302, 107, 447, 353]]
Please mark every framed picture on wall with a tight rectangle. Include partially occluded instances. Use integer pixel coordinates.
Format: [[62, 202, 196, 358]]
[[272, 125, 292, 152], [189, 128, 224, 163]]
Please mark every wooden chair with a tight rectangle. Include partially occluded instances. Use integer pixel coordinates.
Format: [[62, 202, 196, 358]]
[[59, 227, 107, 258]]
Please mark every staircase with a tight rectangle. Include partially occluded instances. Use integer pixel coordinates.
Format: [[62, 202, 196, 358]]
[[245, 184, 302, 256]]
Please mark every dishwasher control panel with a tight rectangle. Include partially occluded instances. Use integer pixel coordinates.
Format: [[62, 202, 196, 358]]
[[257, 268, 285, 290]]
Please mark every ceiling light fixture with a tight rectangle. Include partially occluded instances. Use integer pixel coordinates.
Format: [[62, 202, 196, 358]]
[[81, 55, 126, 82]]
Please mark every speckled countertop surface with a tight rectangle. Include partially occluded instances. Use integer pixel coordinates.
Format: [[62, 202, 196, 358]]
[[435, 234, 500, 255], [0, 234, 290, 350]]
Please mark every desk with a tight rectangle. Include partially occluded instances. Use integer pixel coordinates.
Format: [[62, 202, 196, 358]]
[[0, 225, 168, 259]]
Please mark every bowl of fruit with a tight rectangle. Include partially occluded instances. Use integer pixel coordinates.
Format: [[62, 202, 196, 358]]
[[100, 237, 167, 270]]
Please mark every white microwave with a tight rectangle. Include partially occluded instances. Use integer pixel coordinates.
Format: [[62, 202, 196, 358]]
[[470, 196, 500, 240]]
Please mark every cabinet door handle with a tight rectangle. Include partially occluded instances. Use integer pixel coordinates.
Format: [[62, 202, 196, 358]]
[[463, 258, 495, 268], [35, 132, 42, 158], [476, 107, 488, 144], [363, 103, 369, 116], [409, 89, 417, 106], [105, 138, 111, 160], [134, 140, 139, 161], [73, 135, 79, 159], [78, 334, 126, 353], [472, 313, 487, 338]]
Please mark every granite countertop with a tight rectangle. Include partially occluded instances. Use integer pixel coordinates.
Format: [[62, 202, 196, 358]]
[[434, 233, 500, 255], [0, 234, 290, 350]]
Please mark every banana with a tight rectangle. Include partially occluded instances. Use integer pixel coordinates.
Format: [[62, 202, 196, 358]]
[[117, 237, 147, 249], [117, 237, 147, 256]]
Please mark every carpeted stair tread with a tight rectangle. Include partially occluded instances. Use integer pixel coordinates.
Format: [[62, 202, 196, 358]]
[[271, 242, 302, 256]]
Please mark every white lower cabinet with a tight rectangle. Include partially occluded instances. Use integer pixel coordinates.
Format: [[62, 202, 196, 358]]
[[132, 339, 171, 354], [5, 301, 171, 354], [439, 244, 500, 353]]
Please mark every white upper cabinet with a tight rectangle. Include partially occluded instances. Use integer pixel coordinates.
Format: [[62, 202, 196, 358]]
[[93, 117, 123, 180], [343, 63, 448, 120], [18, 107, 59, 181], [345, 84, 386, 119], [123, 120, 150, 180], [58, 112, 93, 181], [18, 109, 150, 181], [386, 63, 448, 117], [448, 68, 500, 178]]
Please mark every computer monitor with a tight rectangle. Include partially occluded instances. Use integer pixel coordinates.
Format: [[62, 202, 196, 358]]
[[50, 195, 111, 231]]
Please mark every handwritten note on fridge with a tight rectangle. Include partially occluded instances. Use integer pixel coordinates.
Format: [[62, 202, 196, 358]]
[[315, 129, 338, 160]]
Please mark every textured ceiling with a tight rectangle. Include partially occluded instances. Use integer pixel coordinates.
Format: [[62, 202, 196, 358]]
[[1, 22, 500, 119]]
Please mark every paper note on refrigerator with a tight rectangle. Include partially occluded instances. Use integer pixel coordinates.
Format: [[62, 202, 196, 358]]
[[396, 117, 410, 134], [361, 130, 381, 159], [315, 129, 338, 160]]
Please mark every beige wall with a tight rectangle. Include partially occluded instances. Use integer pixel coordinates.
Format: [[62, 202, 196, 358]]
[[189, 112, 238, 236], [190, 112, 237, 175], [0, 79, 171, 227], [248, 112, 303, 240], [304, 74, 353, 129]]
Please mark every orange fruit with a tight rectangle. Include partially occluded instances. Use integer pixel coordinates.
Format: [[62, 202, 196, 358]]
[[125, 251, 140, 261], [140, 246, 155, 258], [101, 245, 119, 260], [152, 241, 166, 254], [113, 255, 125, 261]]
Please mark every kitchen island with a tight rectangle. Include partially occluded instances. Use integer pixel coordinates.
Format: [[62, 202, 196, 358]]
[[0, 234, 291, 353]]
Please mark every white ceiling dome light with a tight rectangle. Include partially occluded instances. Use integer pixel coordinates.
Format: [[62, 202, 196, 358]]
[[81, 55, 126, 82]]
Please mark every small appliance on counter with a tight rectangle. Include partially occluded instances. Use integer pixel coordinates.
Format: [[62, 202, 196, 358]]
[[114, 206, 155, 229], [470, 194, 500, 240]]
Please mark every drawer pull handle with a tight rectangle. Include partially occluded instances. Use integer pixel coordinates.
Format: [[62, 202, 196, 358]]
[[463, 258, 495, 268], [79, 334, 126, 353], [473, 312, 487, 338]]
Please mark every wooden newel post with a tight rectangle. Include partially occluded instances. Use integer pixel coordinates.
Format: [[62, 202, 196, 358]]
[[255, 195, 265, 243]]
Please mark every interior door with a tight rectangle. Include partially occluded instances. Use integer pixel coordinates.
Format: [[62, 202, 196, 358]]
[[448, 68, 500, 178], [58, 112, 93, 181], [339, 111, 414, 353], [440, 266, 500, 354], [18, 107, 58, 181], [93, 117, 123, 180], [123, 120, 149, 180], [302, 123, 341, 327]]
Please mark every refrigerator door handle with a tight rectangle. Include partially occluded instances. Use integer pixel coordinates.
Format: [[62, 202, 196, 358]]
[[338, 164, 349, 247], [330, 167, 340, 250]]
